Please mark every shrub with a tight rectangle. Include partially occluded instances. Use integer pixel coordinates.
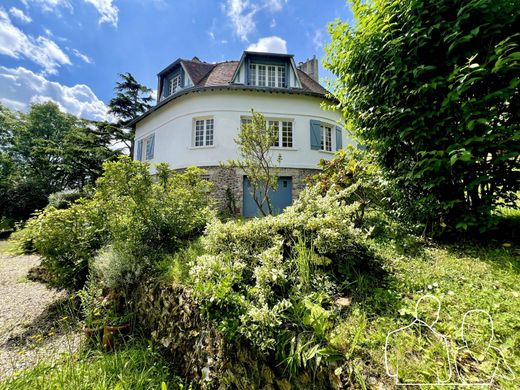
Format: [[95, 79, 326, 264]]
[[189, 185, 370, 365], [13, 157, 214, 291], [325, 0, 520, 234], [47, 190, 87, 209], [91, 159, 214, 291], [12, 200, 108, 291]]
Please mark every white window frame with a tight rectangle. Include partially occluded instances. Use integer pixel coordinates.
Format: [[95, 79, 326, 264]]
[[241, 116, 294, 149], [249, 64, 286, 87], [192, 117, 214, 148], [320, 124, 333, 152], [169, 75, 180, 95], [137, 133, 155, 161]]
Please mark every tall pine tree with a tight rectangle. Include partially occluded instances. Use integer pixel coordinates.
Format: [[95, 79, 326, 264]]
[[108, 73, 153, 158]]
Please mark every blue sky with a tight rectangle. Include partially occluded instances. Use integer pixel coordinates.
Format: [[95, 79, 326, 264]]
[[0, 0, 352, 121]]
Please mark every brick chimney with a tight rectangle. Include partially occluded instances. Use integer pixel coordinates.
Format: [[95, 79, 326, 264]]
[[297, 55, 319, 82]]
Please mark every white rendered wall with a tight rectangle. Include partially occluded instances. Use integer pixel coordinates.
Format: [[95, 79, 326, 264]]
[[134, 89, 352, 170]]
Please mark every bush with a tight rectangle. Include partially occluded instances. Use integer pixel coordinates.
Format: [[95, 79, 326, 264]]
[[189, 185, 370, 364], [325, 0, 520, 234], [91, 159, 213, 291], [12, 200, 107, 290], [12, 157, 214, 291], [47, 190, 88, 209]]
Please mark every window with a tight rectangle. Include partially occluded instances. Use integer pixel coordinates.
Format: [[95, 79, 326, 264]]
[[320, 125, 332, 152], [243, 117, 293, 148], [267, 66, 276, 87], [193, 118, 214, 147], [249, 64, 286, 87], [169, 75, 180, 95], [136, 133, 155, 161], [282, 121, 293, 148], [258, 65, 266, 86]]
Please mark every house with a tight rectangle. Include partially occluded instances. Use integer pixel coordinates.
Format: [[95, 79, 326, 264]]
[[129, 51, 351, 216]]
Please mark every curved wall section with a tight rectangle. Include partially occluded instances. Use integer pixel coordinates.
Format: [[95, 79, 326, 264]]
[[134, 89, 351, 170]]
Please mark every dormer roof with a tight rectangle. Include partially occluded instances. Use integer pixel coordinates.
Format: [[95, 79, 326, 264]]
[[130, 51, 335, 127]]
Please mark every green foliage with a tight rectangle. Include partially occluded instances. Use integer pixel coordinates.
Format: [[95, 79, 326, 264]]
[[189, 185, 370, 373], [12, 157, 214, 291], [108, 72, 154, 156], [325, 0, 520, 234], [308, 146, 388, 228], [0, 341, 185, 390], [227, 110, 281, 216], [48, 189, 90, 210], [12, 200, 107, 290], [0, 102, 119, 225]]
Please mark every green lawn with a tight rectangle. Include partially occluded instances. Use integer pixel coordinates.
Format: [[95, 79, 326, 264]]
[[0, 341, 185, 390], [333, 237, 520, 388]]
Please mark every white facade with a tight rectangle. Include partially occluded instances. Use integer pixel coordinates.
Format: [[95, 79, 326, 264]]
[[134, 89, 350, 169]]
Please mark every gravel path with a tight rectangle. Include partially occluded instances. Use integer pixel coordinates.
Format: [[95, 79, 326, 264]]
[[0, 253, 80, 380]]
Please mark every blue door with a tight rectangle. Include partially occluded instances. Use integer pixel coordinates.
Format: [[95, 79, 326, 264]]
[[243, 176, 293, 217]]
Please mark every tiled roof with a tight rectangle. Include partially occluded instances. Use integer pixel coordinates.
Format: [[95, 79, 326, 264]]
[[180, 60, 215, 85], [130, 57, 334, 127], [296, 69, 329, 96], [198, 61, 239, 87], [180, 59, 328, 96]]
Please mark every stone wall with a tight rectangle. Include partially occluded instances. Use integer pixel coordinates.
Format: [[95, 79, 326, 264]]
[[197, 166, 320, 215], [133, 280, 339, 389]]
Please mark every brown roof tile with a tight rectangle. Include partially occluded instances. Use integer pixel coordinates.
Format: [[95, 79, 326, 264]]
[[181, 60, 215, 85], [199, 61, 239, 87], [296, 69, 329, 95]]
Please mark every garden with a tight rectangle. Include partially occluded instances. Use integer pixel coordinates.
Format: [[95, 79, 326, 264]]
[[0, 0, 519, 389]]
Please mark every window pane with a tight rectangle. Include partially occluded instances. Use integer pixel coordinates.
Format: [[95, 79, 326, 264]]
[[268, 120, 279, 147], [325, 126, 332, 151], [195, 119, 204, 147], [249, 64, 256, 85], [277, 66, 286, 87], [205, 119, 214, 146], [267, 66, 276, 87], [169, 76, 179, 95], [258, 65, 266, 87], [282, 121, 293, 148]]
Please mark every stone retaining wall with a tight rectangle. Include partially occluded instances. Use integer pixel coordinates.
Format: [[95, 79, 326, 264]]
[[133, 280, 339, 389]]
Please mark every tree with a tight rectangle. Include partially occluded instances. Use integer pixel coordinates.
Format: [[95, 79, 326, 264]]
[[0, 102, 119, 224], [325, 0, 520, 234], [108, 73, 154, 157], [228, 110, 281, 216]]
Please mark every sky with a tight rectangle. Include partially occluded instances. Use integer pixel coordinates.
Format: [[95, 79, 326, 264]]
[[0, 0, 353, 121]]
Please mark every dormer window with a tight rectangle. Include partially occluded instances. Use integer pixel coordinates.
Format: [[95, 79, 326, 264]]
[[169, 75, 181, 95], [249, 64, 286, 88]]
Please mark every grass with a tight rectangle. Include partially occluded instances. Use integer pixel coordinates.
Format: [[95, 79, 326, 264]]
[[331, 235, 520, 388], [0, 340, 185, 390], [0, 239, 16, 254]]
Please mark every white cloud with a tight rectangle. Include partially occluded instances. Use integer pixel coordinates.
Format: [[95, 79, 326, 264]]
[[0, 66, 109, 121], [0, 8, 71, 75], [9, 7, 32, 23], [71, 48, 92, 64], [246, 36, 287, 54], [265, 0, 287, 12], [30, 0, 73, 14], [27, 0, 118, 27], [82, 0, 119, 27], [224, 0, 257, 42], [270, 18, 276, 28], [312, 28, 325, 51], [223, 0, 288, 41]]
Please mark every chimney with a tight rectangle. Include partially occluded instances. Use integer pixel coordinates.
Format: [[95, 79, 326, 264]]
[[297, 55, 319, 82]]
